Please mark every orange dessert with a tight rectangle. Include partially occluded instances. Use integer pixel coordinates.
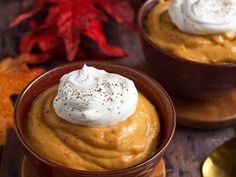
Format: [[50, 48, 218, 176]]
[[26, 65, 160, 171], [146, 0, 236, 64]]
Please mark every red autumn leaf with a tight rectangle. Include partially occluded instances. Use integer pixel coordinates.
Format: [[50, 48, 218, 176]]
[[20, 26, 59, 53], [10, 0, 134, 63], [83, 19, 127, 57], [95, 0, 135, 29]]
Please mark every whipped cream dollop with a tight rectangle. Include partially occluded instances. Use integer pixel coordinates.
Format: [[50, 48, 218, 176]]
[[53, 64, 138, 127], [168, 0, 236, 34]]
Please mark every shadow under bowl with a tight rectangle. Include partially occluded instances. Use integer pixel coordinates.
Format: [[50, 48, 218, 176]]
[[14, 61, 176, 177], [138, 0, 236, 100]]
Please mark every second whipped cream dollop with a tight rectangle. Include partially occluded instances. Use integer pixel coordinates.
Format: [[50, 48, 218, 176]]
[[53, 64, 138, 127], [168, 0, 236, 34]]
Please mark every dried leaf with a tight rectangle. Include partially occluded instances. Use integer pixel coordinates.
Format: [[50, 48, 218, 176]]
[[11, 0, 134, 63], [0, 55, 44, 145], [95, 0, 135, 29]]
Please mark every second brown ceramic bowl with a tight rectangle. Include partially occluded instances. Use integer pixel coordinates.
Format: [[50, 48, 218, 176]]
[[14, 61, 176, 177], [138, 0, 236, 100]]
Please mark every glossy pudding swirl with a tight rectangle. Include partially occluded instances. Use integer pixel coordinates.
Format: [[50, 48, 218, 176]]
[[146, 0, 236, 64], [26, 66, 160, 171]]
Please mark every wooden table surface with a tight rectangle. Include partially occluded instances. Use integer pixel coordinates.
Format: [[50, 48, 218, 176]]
[[0, 1, 236, 177]]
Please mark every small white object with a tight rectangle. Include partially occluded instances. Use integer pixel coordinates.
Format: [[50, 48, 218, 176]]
[[169, 0, 236, 35], [53, 64, 138, 127]]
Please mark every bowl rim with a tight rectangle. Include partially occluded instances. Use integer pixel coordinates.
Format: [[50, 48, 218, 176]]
[[137, 0, 236, 68], [14, 61, 176, 175]]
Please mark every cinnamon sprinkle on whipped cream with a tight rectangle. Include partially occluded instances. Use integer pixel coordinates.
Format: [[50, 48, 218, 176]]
[[53, 64, 138, 127]]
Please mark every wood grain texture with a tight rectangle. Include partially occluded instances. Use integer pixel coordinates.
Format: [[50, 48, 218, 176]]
[[0, 146, 2, 163], [164, 126, 236, 177], [174, 90, 236, 129], [0, 1, 236, 177], [0, 130, 24, 177]]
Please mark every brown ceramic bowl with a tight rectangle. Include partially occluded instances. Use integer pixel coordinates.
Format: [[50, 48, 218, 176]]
[[138, 0, 236, 100], [14, 61, 176, 177]]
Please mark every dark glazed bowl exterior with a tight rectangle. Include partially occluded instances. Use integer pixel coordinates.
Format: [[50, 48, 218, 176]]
[[14, 61, 176, 177], [138, 0, 236, 100]]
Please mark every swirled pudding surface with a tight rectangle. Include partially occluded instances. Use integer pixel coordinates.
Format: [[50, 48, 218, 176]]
[[26, 86, 160, 171]]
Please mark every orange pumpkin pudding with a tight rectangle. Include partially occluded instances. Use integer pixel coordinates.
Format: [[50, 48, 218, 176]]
[[146, 0, 236, 64], [26, 65, 160, 171]]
